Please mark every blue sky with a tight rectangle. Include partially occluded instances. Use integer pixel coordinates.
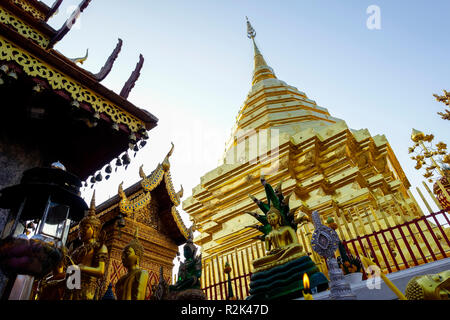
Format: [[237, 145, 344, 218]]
[[41, 0, 450, 222]]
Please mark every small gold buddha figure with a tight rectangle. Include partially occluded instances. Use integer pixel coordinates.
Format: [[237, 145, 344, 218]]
[[405, 270, 450, 300], [252, 205, 305, 273], [115, 228, 149, 300], [66, 191, 108, 300]]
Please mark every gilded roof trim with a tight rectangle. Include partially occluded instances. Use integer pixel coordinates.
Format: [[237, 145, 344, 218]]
[[0, 6, 49, 47], [0, 35, 146, 133]]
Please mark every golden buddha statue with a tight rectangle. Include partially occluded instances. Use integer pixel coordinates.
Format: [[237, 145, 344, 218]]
[[65, 191, 108, 300], [115, 228, 149, 300], [405, 270, 450, 300], [252, 205, 305, 272]]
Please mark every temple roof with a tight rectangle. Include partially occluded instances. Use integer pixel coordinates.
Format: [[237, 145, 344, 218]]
[[93, 144, 189, 245], [0, 0, 158, 132], [0, 0, 158, 181]]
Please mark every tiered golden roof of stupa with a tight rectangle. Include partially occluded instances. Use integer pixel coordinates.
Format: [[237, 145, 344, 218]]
[[183, 20, 423, 291]]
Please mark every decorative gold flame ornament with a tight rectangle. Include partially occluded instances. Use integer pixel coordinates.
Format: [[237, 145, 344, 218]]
[[433, 90, 450, 120], [409, 129, 450, 183]]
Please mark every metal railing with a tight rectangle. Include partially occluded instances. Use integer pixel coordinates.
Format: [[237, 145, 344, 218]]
[[201, 209, 450, 300], [203, 273, 251, 300], [341, 208, 450, 274]]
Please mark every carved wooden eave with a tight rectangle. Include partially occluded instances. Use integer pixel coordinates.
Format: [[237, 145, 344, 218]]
[[8, 0, 50, 21], [0, 1, 158, 134]]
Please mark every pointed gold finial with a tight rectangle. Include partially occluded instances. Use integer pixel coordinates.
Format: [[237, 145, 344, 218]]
[[134, 226, 139, 239], [245, 17, 276, 85], [246, 16, 256, 39]]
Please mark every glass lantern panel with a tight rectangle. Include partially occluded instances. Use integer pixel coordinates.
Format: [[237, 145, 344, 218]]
[[39, 203, 70, 241]]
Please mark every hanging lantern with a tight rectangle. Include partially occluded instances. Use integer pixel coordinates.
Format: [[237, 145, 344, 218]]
[[71, 100, 80, 109], [93, 112, 100, 120], [128, 143, 134, 150], [129, 133, 137, 142], [112, 123, 119, 131], [115, 158, 122, 167], [105, 164, 112, 174], [7, 71, 18, 80], [95, 172, 103, 182], [90, 176, 95, 184], [117, 214, 126, 229], [32, 84, 44, 93], [122, 153, 131, 165], [139, 140, 147, 148], [0, 64, 9, 73]]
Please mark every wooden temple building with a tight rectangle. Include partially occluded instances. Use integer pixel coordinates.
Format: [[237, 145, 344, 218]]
[[66, 145, 189, 299], [183, 20, 450, 299], [0, 0, 161, 298]]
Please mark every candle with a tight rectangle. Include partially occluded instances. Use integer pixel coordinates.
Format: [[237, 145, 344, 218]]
[[303, 291, 314, 300], [302, 273, 314, 300]]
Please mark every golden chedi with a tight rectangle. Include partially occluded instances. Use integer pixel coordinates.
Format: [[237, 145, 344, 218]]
[[183, 19, 424, 296], [66, 191, 108, 300], [115, 228, 149, 300]]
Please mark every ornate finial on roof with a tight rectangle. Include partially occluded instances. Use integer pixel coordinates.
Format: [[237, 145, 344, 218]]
[[118, 182, 126, 199], [120, 54, 144, 99], [70, 48, 89, 65], [94, 38, 123, 81], [162, 142, 174, 171], [47, 0, 93, 49], [46, 0, 63, 21], [139, 165, 146, 179], [176, 185, 184, 200]]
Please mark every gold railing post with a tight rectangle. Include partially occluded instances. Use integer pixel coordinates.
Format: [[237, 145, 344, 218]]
[[416, 187, 434, 214], [423, 181, 443, 210]]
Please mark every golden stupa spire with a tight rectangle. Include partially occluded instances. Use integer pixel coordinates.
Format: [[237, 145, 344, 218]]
[[246, 17, 276, 85]]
